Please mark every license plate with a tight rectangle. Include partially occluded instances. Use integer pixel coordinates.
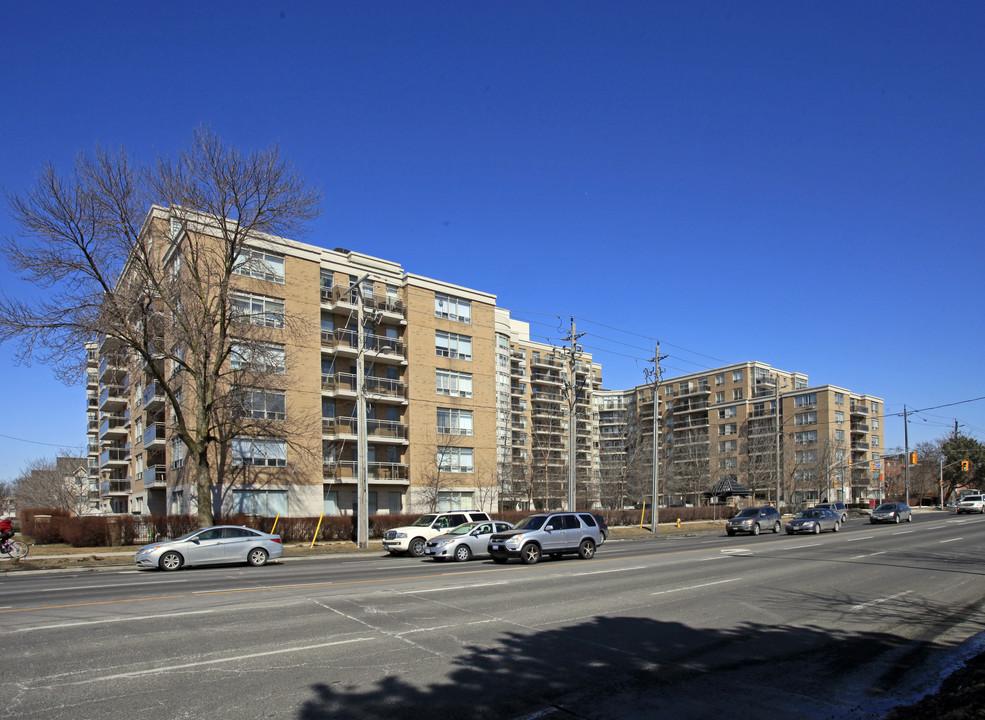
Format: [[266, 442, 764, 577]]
[[490, 545, 500, 550]]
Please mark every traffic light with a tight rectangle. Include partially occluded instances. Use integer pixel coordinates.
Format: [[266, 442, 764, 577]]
[[909, 452, 918, 465], [962, 460, 970, 472], [870, 461, 876, 471]]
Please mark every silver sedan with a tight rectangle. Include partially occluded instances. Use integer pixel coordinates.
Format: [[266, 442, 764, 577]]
[[785, 508, 842, 534], [425, 521, 514, 562], [135, 525, 284, 571]]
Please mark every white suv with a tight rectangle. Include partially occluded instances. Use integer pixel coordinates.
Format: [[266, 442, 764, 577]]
[[956, 495, 985, 514], [383, 511, 492, 556]]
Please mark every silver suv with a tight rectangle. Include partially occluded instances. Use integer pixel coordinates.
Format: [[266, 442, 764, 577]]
[[487, 512, 602, 565], [956, 495, 985, 514], [725, 506, 782, 536]]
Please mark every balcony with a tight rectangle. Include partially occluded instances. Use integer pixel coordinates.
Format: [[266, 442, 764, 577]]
[[142, 465, 167, 488], [99, 414, 128, 439], [143, 382, 165, 409], [322, 417, 408, 442], [143, 422, 166, 447], [99, 383, 128, 410], [852, 441, 870, 450], [850, 423, 869, 434], [850, 404, 869, 416], [100, 478, 132, 496], [529, 354, 562, 370], [100, 446, 129, 466], [511, 383, 527, 396], [677, 384, 711, 398], [322, 461, 410, 483], [530, 372, 563, 385]]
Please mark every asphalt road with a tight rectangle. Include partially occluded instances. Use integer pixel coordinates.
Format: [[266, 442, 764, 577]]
[[3, 513, 985, 720]]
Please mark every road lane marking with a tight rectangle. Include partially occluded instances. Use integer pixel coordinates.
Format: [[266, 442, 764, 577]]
[[850, 590, 912, 611], [652, 578, 740, 595], [892, 530, 915, 535], [59, 637, 373, 684], [782, 542, 822, 549], [570, 566, 648, 576], [407, 581, 508, 593], [850, 551, 886, 559], [14, 609, 218, 633], [939, 537, 964, 543], [845, 536, 874, 542]]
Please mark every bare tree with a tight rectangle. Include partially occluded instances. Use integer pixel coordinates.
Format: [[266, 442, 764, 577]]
[[14, 456, 92, 516], [1, 127, 321, 526], [0, 479, 15, 516]]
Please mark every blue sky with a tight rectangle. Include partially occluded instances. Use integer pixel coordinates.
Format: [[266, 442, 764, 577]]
[[1, 1, 983, 481]]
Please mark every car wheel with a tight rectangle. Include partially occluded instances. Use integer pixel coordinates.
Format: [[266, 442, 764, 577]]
[[812, 524, 821, 534], [453, 544, 472, 562], [785, 529, 794, 535], [578, 539, 596, 560], [409, 537, 427, 557], [247, 548, 269, 567], [520, 543, 541, 565], [159, 551, 183, 571], [833, 522, 840, 532], [772, 521, 781, 534], [491, 556, 508, 564], [726, 529, 735, 536], [894, 515, 900, 524], [751, 523, 760, 536], [907, 514, 913, 522]]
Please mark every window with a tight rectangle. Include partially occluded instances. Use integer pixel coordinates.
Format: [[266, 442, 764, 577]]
[[715, 391, 725, 404], [437, 408, 474, 436], [732, 370, 743, 382], [679, 381, 691, 394], [232, 489, 288, 516], [233, 248, 285, 283], [171, 437, 185, 469], [872, 435, 880, 447], [230, 292, 285, 329], [324, 489, 339, 515], [718, 406, 737, 419], [719, 457, 738, 469], [232, 437, 287, 467], [169, 217, 182, 239], [438, 447, 474, 473], [719, 439, 738, 453], [234, 388, 286, 420], [795, 393, 817, 408], [437, 491, 474, 511], [835, 429, 845, 442], [718, 423, 738, 436], [436, 369, 473, 397], [835, 411, 845, 424], [715, 373, 725, 386], [871, 402, 880, 413], [794, 430, 817, 445], [795, 411, 817, 426], [796, 449, 818, 464], [733, 389, 744, 401], [435, 293, 472, 323], [230, 341, 286, 374], [834, 392, 845, 406], [435, 331, 472, 361]]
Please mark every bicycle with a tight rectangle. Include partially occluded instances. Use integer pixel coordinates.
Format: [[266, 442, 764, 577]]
[[0, 538, 29, 559]]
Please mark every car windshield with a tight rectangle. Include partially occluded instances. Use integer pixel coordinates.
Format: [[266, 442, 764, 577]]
[[514, 515, 547, 530], [174, 530, 205, 541], [411, 515, 437, 527], [735, 508, 758, 518], [447, 523, 478, 536], [964, 496, 983, 502], [798, 510, 823, 519], [875, 504, 896, 512]]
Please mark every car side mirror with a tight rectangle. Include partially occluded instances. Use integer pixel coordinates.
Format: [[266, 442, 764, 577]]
[[545, 525, 555, 532], [189, 538, 200, 545]]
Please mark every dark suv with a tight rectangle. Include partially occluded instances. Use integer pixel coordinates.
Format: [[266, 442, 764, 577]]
[[487, 512, 602, 565], [725, 506, 782, 536]]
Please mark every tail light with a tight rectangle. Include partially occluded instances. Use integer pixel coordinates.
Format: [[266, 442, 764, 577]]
[[272, 537, 283, 544]]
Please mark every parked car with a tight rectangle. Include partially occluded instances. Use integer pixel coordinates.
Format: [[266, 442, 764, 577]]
[[870, 502, 913, 524], [956, 495, 985, 514], [135, 526, 283, 571], [592, 513, 609, 543], [425, 521, 514, 562], [383, 511, 492, 556], [786, 508, 841, 534], [814, 501, 848, 523], [725, 506, 782, 536], [487, 512, 602, 565]]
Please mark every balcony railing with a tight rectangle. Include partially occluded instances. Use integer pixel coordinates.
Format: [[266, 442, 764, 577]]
[[143, 422, 166, 446], [143, 465, 167, 488], [143, 382, 165, 408], [322, 461, 409, 482], [100, 479, 132, 495], [100, 447, 129, 465]]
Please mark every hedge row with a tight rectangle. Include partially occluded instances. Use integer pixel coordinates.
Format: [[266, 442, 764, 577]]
[[13, 505, 740, 548]]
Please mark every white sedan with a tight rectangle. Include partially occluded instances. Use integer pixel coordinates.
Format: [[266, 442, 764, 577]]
[[425, 521, 515, 562]]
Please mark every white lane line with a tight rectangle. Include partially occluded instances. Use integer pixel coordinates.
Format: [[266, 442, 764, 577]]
[[850, 590, 913, 611], [939, 537, 964, 544], [845, 536, 874, 542], [41, 579, 188, 592], [720, 549, 753, 556], [782, 542, 822, 549], [14, 609, 219, 633], [652, 578, 740, 596], [850, 551, 886, 559], [570, 566, 649, 576], [892, 530, 915, 536], [407, 581, 508, 593], [60, 637, 373, 684]]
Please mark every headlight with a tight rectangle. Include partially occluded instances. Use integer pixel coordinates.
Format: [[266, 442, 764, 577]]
[[505, 534, 523, 547], [804, 521, 816, 527], [394, 532, 407, 538], [436, 539, 452, 547]]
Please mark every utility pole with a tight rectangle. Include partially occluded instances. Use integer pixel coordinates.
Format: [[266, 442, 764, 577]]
[[342, 273, 371, 549], [646, 343, 667, 535], [774, 375, 782, 509], [903, 404, 910, 508], [563, 317, 585, 511]]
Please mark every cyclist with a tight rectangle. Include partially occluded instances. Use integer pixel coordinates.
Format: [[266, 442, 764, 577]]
[[0, 515, 13, 551]]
